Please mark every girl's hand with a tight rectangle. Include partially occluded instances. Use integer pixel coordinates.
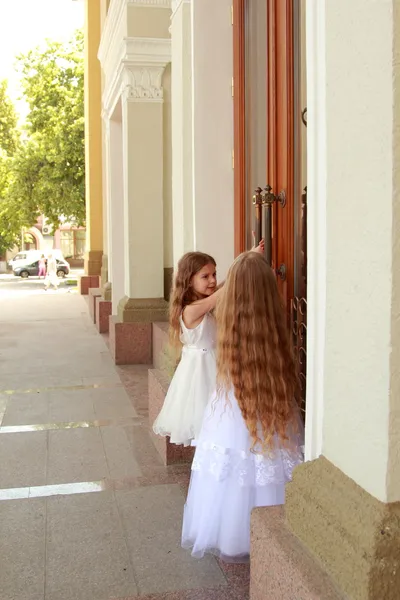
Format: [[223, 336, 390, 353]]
[[251, 231, 265, 254]]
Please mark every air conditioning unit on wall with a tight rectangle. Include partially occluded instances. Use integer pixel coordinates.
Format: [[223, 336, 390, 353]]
[[42, 225, 53, 235]]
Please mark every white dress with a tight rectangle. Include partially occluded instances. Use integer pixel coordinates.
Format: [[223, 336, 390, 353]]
[[152, 313, 217, 446], [45, 258, 59, 287], [181, 389, 304, 563]]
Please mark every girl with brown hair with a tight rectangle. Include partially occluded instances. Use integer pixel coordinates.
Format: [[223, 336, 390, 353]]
[[153, 251, 220, 446], [182, 251, 304, 563], [153, 241, 264, 447]]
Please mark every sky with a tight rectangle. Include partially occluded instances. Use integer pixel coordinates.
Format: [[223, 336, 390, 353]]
[[0, 0, 84, 121]]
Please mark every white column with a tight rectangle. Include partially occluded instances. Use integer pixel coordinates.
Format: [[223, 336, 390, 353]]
[[191, 0, 234, 278], [304, 0, 327, 462], [100, 114, 111, 287], [121, 63, 167, 300], [108, 113, 125, 313], [171, 0, 193, 265], [307, 0, 400, 503]]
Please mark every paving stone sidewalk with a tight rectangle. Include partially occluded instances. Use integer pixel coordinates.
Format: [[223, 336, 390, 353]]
[[0, 291, 249, 600]]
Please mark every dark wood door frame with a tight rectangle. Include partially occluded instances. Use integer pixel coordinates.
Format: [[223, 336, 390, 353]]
[[233, 0, 295, 311], [233, 0, 246, 256]]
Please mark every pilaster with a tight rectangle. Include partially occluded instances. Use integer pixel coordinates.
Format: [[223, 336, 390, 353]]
[[84, 0, 103, 277]]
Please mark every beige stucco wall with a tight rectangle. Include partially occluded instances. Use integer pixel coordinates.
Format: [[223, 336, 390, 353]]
[[127, 6, 170, 38], [321, 0, 400, 503], [388, 0, 400, 502], [191, 0, 234, 279], [163, 64, 173, 270], [123, 99, 164, 299], [171, 0, 193, 265]]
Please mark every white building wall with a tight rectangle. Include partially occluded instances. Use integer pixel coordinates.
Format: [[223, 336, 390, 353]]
[[307, 0, 400, 503], [191, 0, 234, 279]]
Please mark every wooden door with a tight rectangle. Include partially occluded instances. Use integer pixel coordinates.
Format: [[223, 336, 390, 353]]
[[233, 0, 307, 410], [233, 0, 294, 307]]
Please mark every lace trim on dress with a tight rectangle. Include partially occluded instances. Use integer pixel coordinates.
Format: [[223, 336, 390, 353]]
[[191, 440, 303, 486]]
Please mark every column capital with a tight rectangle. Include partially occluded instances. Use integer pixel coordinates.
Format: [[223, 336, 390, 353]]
[[102, 37, 171, 112], [121, 64, 165, 103]]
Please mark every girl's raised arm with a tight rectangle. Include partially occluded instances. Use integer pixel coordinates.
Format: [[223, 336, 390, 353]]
[[183, 239, 265, 329], [183, 287, 224, 328]]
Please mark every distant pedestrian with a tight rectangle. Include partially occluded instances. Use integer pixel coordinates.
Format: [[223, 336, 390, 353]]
[[44, 254, 59, 291], [38, 255, 47, 279]]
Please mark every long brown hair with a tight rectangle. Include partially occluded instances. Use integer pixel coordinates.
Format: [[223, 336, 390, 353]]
[[216, 252, 300, 450], [169, 252, 216, 348]]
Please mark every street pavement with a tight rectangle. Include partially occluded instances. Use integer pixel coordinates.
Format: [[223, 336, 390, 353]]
[[0, 278, 248, 600]]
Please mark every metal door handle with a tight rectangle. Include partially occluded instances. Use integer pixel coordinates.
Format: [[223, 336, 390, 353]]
[[276, 264, 287, 281]]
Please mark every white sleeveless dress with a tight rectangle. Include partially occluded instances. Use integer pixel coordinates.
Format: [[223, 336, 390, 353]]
[[181, 388, 304, 562], [152, 313, 217, 446]]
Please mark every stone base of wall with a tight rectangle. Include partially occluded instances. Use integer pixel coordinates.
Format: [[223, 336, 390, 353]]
[[109, 316, 152, 365], [250, 506, 344, 600], [79, 275, 100, 296], [95, 298, 112, 333], [285, 456, 400, 600], [88, 288, 102, 323]]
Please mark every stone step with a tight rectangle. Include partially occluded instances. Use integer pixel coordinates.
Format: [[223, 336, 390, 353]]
[[95, 297, 112, 333], [148, 368, 194, 466], [152, 321, 173, 372], [88, 288, 102, 323], [250, 506, 345, 600]]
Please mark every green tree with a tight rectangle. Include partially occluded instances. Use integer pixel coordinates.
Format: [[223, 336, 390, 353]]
[[0, 81, 21, 256], [9, 30, 85, 229], [0, 80, 19, 156]]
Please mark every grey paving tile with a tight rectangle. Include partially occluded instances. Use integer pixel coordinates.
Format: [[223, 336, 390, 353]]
[[0, 497, 46, 600], [0, 431, 47, 488], [2, 394, 49, 426], [92, 387, 137, 420], [48, 391, 95, 423], [47, 428, 109, 484], [0, 396, 8, 424], [115, 485, 226, 595], [46, 492, 138, 600], [100, 426, 142, 479], [82, 374, 121, 385]]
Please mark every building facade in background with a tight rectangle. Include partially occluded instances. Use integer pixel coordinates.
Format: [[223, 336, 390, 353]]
[[81, 1, 400, 598], [1, 215, 86, 272]]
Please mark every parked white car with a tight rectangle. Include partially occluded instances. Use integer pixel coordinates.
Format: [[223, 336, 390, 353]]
[[8, 250, 64, 270]]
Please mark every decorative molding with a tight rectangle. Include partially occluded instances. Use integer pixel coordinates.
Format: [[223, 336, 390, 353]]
[[124, 37, 172, 64], [99, 0, 125, 66], [102, 37, 171, 113], [99, 0, 171, 74], [128, 0, 171, 6], [171, 0, 190, 20], [121, 66, 165, 102]]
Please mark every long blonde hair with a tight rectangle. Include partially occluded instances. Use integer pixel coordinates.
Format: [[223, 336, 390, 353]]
[[169, 252, 216, 348], [216, 252, 300, 450]]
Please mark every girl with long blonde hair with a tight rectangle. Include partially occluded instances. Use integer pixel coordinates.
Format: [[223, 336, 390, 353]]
[[182, 251, 304, 562], [153, 241, 264, 447]]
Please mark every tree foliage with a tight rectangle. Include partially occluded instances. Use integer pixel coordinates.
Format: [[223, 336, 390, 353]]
[[0, 81, 20, 256], [0, 81, 19, 156], [0, 31, 85, 256], [9, 30, 85, 230]]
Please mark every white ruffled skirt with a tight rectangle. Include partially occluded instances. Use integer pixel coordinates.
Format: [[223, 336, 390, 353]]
[[181, 390, 304, 562], [152, 347, 216, 446]]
